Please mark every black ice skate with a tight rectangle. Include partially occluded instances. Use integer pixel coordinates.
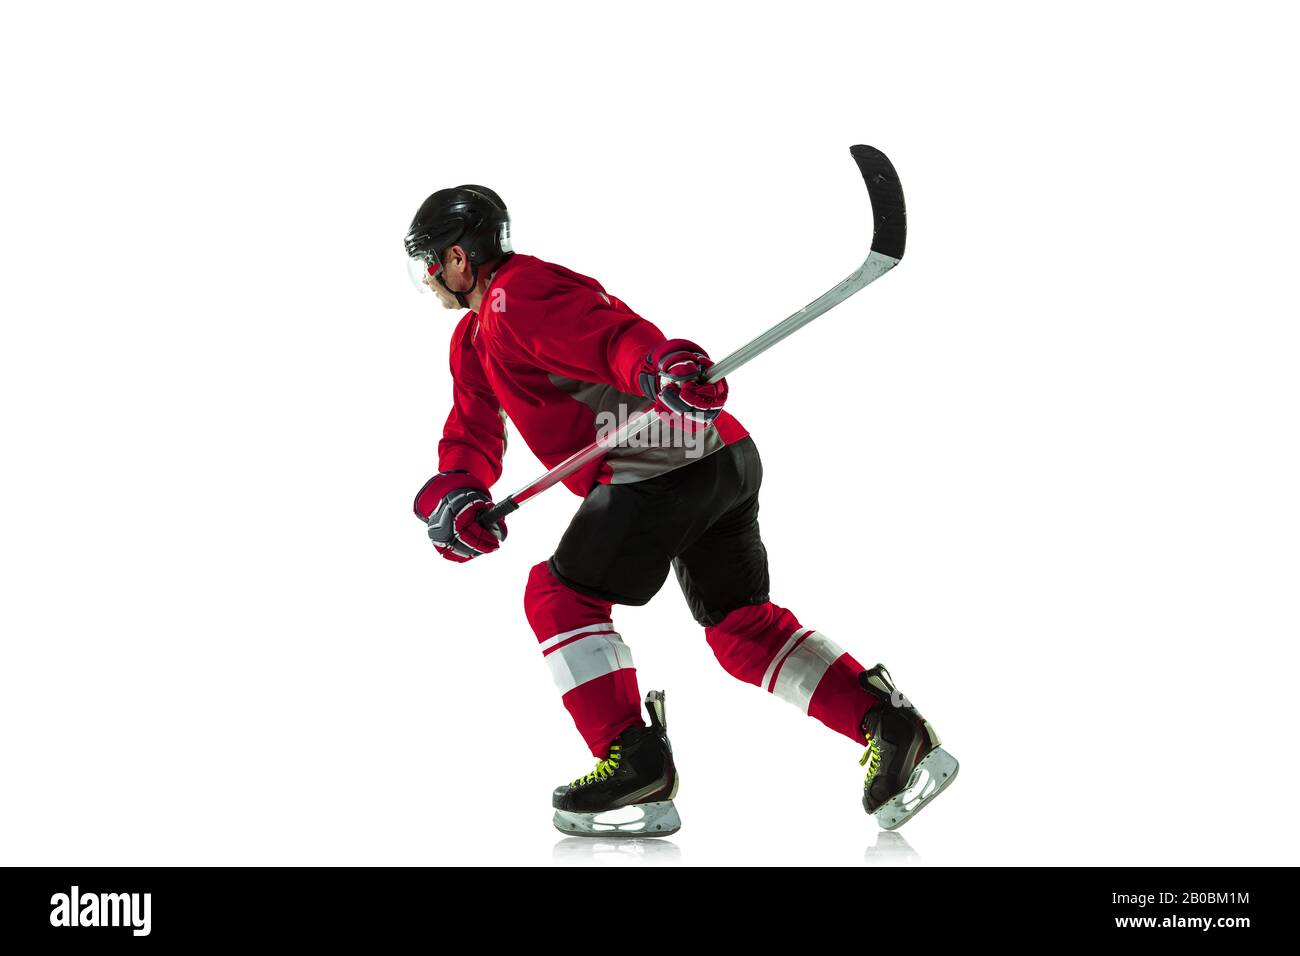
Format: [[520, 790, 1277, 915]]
[[551, 690, 680, 838], [859, 664, 959, 830]]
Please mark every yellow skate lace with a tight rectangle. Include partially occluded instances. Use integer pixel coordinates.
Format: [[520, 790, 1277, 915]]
[[571, 743, 622, 786], [858, 735, 881, 785]]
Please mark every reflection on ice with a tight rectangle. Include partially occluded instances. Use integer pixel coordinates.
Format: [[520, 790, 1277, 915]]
[[552, 836, 682, 865], [864, 830, 922, 866]]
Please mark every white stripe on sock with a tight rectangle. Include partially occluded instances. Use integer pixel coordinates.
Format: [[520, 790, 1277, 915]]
[[770, 631, 846, 713], [538, 621, 615, 654], [545, 631, 635, 694], [761, 627, 812, 693]]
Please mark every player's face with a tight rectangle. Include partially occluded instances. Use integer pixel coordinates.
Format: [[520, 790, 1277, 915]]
[[430, 275, 459, 310]]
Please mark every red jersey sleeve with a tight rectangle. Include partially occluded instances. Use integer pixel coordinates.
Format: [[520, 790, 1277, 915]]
[[496, 269, 666, 394], [439, 312, 506, 489]]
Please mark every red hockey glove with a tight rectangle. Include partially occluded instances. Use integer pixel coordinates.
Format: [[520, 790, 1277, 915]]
[[637, 338, 728, 430], [413, 471, 507, 563]]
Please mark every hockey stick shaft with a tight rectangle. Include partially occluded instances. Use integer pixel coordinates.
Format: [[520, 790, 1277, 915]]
[[701, 252, 898, 384]]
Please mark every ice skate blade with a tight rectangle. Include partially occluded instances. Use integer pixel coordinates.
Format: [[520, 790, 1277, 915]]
[[552, 799, 681, 838], [874, 748, 959, 831]]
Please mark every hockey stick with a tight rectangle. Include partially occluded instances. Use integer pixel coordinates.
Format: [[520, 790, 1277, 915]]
[[477, 144, 906, 528]]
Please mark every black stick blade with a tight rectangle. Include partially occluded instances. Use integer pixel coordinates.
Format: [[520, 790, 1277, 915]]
[[850, 144, 907, 260]]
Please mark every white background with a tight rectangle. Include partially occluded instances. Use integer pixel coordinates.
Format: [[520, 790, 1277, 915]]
[[2, 1, 1297, 867]]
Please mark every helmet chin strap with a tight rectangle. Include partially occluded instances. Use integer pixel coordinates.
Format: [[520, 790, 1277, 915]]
[[436, 252, 513, 309], [435, 260, 478, 309]]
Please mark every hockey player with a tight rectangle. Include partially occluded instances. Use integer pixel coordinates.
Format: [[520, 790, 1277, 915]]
[[405, 185, 957, 836]]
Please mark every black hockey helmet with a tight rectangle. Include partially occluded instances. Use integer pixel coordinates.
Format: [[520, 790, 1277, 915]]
[[405, 185, 511, 267]]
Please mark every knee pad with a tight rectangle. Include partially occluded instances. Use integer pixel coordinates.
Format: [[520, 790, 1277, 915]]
[[705, 602, 803, 685], [525, 561, 615, 639]]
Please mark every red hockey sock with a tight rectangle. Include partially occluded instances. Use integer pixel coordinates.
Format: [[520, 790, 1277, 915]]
[[705, 601, 879, 746], [524, 561, 643, 757]]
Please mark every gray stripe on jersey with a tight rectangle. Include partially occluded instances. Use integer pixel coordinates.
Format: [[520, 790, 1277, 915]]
[[548, 373, 726, 483]]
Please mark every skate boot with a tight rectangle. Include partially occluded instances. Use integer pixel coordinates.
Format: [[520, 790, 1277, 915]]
[[551, 689, 680, 838], [859, 664, 959, 830]]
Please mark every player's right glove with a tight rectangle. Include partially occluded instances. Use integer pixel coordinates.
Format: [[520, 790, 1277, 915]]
[[637, 338, 728, 430], [413, 470, 507, 563]]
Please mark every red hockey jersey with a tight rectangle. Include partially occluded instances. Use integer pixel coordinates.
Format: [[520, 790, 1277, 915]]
[[437, 254, 748, 496]]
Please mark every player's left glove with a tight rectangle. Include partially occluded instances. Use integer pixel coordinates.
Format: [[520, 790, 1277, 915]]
[[413, 470, 507, 563], [637, 338, 728, 430]]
